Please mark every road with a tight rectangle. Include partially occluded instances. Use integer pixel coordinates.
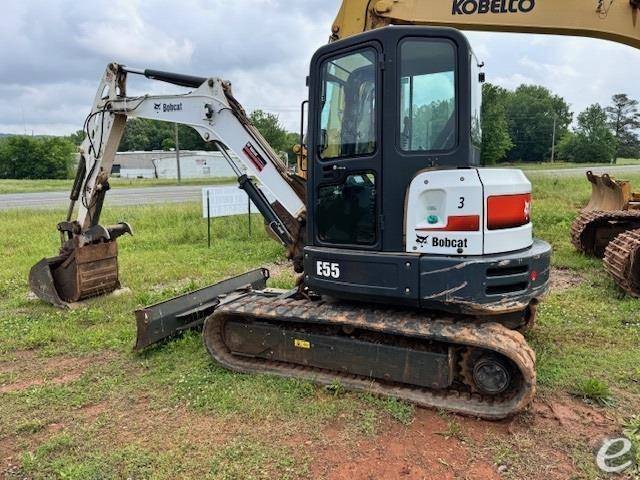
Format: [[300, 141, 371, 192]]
[[2, 164, 640, 210], [0, 185, 204, 211]]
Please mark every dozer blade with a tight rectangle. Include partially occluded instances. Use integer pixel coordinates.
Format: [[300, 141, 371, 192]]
[[29, 242, 120, 308], [134, 268, 269, 351], [584, 171, 632, 212]]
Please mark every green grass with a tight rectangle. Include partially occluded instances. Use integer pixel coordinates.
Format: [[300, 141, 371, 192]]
[[501, 158, 640, 171], [2, 158, 639, 194], [1, 173, 640, 478], [0, 177, 236, 194], [571, 379, 614, 407]]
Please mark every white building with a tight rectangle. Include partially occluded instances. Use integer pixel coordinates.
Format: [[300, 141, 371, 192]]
[[112, 150, 244, 179]]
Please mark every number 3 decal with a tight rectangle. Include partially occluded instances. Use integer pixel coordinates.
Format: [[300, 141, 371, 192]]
[[458, 197, 465, 209]]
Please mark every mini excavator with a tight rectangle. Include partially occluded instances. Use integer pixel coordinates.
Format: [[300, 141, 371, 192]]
[[30, 0, 640, 418]]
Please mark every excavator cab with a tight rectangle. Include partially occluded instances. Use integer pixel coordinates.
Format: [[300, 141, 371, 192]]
[[302, 27, 549, 313]]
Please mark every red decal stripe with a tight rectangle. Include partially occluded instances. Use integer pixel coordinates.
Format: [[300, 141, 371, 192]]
[[243, 143, 267, 172], [416, 215, 480, 232]]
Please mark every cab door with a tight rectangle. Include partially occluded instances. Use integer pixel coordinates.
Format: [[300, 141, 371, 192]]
[[309, 41, 383, 252]]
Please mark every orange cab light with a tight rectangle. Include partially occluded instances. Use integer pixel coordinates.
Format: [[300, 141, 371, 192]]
[[417, 215, 480, 232], [487, 193, 531, 230]]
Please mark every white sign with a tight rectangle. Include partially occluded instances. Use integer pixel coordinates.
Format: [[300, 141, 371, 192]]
[[202, 185, 275, 218]]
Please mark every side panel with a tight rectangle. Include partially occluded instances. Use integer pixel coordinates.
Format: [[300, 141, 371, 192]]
[[405, 169, 484, 255], [304, 246, 420, 304], [479, 169, 533, 255]]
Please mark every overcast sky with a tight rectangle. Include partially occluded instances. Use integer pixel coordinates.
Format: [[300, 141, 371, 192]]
[[1, 0, 640, 136]]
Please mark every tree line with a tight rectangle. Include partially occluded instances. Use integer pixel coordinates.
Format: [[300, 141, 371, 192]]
[[481, 84, 640, 165], [2, 88, 639, 179], [0, 110, 299, 180]]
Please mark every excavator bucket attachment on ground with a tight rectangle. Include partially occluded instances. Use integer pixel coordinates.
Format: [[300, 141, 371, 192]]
[[29, 256, 68, 308], [134, 268, 269, 351], [571, 171, 640, 257], [29, 242, 120, 308], [584, 171, 635, 212]]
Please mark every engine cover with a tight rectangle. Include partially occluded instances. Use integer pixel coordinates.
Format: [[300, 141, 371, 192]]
[[405, 168, 533, 256]]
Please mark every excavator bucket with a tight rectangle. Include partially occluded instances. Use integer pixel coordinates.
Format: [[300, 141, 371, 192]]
[[584, 171, 632, 212], [29, 242, 120, 308], [29, 256, 68, 308]]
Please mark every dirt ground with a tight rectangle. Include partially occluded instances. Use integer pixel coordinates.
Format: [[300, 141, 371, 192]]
[[550, 267, 585, 293], [0, 350, 630, 480]]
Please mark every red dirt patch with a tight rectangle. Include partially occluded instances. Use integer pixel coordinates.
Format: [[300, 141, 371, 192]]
[[311, 410, 499, 480], [309, 394, 622, 480], [0, 352, 114, 393], [550, 268, 584, 293], [0, 371, 83, 393]]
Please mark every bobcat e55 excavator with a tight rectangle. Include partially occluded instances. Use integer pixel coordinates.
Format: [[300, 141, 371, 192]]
[[29, 0, 640, 418]]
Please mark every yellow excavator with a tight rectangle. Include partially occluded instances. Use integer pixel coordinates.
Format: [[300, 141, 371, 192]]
[[29, 1, 640, 418]]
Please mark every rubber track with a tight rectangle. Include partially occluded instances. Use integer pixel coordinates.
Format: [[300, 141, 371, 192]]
[[202, 293, 536, 420], [571, 210, 640, 256], [604, 229, 640, 297]]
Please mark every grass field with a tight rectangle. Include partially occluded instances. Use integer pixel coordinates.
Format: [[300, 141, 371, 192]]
[[0, 177, 236, 195], [498, 158, 640, 171], [0, 158, 639, 195], [0, 174, 639, 479]]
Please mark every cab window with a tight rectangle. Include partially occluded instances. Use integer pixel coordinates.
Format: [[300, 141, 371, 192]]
[[317, 173, 377, 245], [399, 40, 457, 152], [318, 48, 377, 160]]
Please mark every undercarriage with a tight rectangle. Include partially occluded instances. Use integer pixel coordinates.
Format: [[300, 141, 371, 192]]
[[571, 210, 640, 258], [203, 290, 537, 420], [604, 229, 640, 297], [135, 264, 543, 420]]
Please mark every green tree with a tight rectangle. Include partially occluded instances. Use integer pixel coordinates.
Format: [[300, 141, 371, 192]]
[[249, 109, 295, 160], [557, 104, 616, 163], [119, 119, 217, 152], [481, 83, 513, 165], [118, 111, 298, 162], [505, 85, 572, 162], [161, 137, 175, 151], [0, 136, 75, 179], [66, 130, 85, 146], [605, 93, 640, 162]]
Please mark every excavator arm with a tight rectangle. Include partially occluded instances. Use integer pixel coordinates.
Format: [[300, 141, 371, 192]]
[[331, 0, 640, 49], [79, 63, 305, 228], [30, 63, 306, 308]]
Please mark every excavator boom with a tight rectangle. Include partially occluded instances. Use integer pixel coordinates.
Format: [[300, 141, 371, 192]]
[[30, 63, 307, 308], [332, 0, 640, 48]]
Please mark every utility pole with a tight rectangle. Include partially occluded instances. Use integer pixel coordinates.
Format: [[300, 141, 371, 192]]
[[174, 123, 181, 182], [550, 114, 557, 163]]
